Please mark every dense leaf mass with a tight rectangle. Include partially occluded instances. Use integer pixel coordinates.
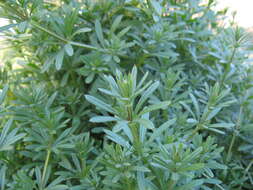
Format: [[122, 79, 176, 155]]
[[0, 0, 253, 189]]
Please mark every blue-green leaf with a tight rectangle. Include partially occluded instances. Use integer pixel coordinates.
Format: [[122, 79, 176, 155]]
[[104, 129, 130, 148], [90, 116, 118, 123], [0, 23, 18, 32], [111, 15, 123, 33], [149, 118, 176, 143], [151, 0, 162, 15], [135, 118, 154, 130], [85, 95, 115, 114], [138, 101, 171, 116], [0, 85, 8, 105], [55, 50, 65, 70], [95, 19, 105, 47], [135, 81, 160, 113], [64, 43, 74, 56]]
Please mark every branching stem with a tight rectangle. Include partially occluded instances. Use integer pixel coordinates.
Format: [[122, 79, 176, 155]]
[[30, 21, 107, 53], [42, 149, 51, 187], [226, 106, 243, 163]]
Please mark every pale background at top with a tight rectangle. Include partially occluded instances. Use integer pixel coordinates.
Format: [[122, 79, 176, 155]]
[[216, 0, 253, 28], [0, 1, 252, 28]]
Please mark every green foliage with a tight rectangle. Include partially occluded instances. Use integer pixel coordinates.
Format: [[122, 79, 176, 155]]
[[0, 0, 253, 189]]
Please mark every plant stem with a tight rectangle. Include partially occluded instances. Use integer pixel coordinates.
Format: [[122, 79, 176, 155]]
[[127, 181, 132, 190], [30, 21, 107, 53], [186, 126, 199, 141], [124, 176, 132, 190], [239, 159, 253, 190], [244, 159, 253, 177], [187, 104, 213, 142], [221, 46, 237, 85], [228, 47, 237, 66], [129, 122, 142, 156], [42, 149, 51, 187], [226, 106, 243, 163], [168, 179, 176, 190]]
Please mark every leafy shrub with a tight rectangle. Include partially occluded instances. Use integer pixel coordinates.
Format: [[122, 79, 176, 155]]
[[0, 0, 253, 189]]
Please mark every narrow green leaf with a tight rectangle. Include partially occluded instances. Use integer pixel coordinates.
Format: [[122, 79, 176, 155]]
[[135, 81, 160, 113], [104, 129, 130, 148], [55, 50, 64, 70], [95, 19, 105, 47], [204, 167, 214, 178], [136, 72, 148, 89], [18, 21, 28, 32], [85, 95, 115, 114], [151, 0, 162, 15], [204, 178, 222, 185], [72, 27, 92, 37], [48, 185, 68, 190], [176, 180, 204, 190], [179, 101, 196, 118], [0, 119, 13, 146], [98, 88, 120, 98], [206, 127, 225, 135], [133, 166, 150, 172], [121, 122, 133, 142], [0, 85, 8, 105], [0, 165, 6, 190], [60, 72, 69, 87], [179, 163, 205, 172], [138, 101, 171, 116], [0, 23, 18, 32], [64, 43, 74, 56], [208, 161, 227, 169], [209, 123, 234, 129], [85, 73, 95, 84], [139, 124, 147, 143], [135, 118, 154, 130], [90, 116, 118, 123], [137, 172, 146, 190], [189, 93, 200, 117], [218, 99, 237, 107], [111, 15, 123, 33], [35, 167, 42, 185], [207, 107, 222, 120], [182, 147, 203, 162], [4, 133, 26, 149], [46, 92, 58, 109], [149, 118, 176, 143], [117, 26, 131, 38], [187, 118, 198, 124]]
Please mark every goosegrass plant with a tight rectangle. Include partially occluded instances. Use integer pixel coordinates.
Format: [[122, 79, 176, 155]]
[[0, 0, 253, 189]]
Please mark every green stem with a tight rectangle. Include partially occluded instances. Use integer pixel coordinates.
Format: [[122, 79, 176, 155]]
[[228, 47, 237, 65], [244, 159, 253, 176], [31, 21, 68, 42], [168, 179, 176, 190], [226, 106, 243, 163], [226, 132, 236, 163], [127, 181, 132, 190], [42, 149, 51, 187], [129, 122, 142, 156], [30, 21, 106, 53], [123, 175, 132, 190], [187, 104, 213, 142], [186, 126, 199, 141], [221, 47, 237, 85], [239, 159, 253, 190]]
